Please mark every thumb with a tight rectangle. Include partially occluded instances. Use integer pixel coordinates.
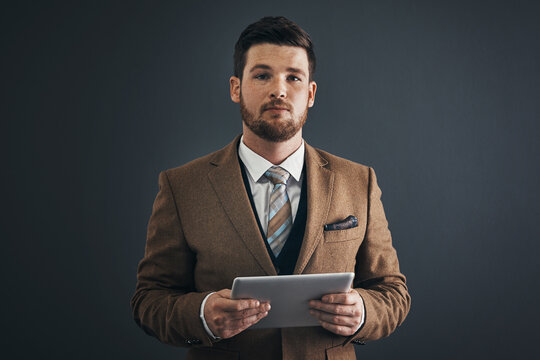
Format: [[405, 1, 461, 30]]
[[216, 289, 232, 299]]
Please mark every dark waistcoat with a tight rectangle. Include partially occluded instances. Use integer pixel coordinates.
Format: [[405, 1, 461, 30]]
[[239, 160, 307, 275]]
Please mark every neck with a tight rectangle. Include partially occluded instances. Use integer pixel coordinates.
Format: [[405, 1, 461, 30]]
[[242, 126, 303, 165]]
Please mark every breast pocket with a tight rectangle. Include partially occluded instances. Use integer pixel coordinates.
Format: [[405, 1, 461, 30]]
[[323, 227, 363, 243]]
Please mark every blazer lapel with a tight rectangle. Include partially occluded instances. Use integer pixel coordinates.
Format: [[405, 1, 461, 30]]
[[208, 136, 277, 276], [294, 142, 334, 274]]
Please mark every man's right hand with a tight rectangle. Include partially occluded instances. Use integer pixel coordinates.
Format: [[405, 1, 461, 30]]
[[204, 289, 270, 339]]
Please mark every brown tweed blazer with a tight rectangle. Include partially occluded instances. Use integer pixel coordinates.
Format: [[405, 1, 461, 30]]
[[131, 135, 410, 360]]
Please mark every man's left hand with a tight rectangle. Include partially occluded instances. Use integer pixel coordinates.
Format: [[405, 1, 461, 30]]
[[309, 289, 364, 336]]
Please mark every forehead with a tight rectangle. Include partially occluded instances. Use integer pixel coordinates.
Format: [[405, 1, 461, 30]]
[[244, 43, 309, 72]]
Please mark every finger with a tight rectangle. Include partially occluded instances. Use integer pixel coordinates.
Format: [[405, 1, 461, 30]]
[[217, 304, 271, 329], [223, 310, 269, 331], [219, 298, 261, 312], [229, 300, 269, 313], [220, 311, 269, 338], [242, 309, 269, 329], [226, 306, 266, 320], [247, 309, 269, 328], [309, 301, 360, 317], [216, 289, 260, 311], [318, 320, 357, 336], [309, 309, 358, 327], [230, 303, 270, 322], [321, 290, 359, 304], [211, 310, 267, 338]]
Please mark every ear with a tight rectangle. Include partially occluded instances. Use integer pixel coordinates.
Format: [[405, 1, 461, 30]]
[[307, 81, 317, 108], [230, 76, 241, 103]]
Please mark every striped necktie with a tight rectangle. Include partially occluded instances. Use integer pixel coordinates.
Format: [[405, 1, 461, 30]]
[[264, 166, 293, 257]]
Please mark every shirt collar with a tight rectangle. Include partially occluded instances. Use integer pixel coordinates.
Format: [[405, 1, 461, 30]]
[[238, 135, 305, 183]]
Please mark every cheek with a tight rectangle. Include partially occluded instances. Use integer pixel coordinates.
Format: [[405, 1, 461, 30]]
[[243, 96, 260, 111], [292, 92, 310, 109], [242, 87, 265, 107]]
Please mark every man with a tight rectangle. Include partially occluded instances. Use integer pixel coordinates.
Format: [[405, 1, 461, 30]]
[[131, 16, 410, 360]]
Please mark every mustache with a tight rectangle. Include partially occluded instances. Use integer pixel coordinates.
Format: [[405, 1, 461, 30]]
[[261, 100, 291, 112]]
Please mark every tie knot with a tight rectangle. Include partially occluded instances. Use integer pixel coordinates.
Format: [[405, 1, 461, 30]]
[[264, 166, 290, 185]]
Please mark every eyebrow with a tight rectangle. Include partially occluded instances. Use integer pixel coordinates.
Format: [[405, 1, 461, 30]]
[[249, 64, 272, 73], [286, 67, 306, 77], [249, 64, 306, 77]]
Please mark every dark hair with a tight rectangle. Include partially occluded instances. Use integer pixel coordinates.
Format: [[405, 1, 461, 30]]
[[234, 16, 316, 81]]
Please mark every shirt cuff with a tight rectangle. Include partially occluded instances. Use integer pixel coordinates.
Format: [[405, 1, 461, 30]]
[[199, 292, 221, 341], [355, 293, 366, 332]]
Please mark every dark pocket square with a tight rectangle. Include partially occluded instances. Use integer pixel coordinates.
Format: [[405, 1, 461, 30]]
[[324, 215, 358, 231]]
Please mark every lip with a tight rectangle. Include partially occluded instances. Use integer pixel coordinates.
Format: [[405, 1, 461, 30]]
[[265, 107, 289, 111]]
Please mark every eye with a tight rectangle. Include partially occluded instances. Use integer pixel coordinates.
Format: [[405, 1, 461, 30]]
[[254, 73, 270, 80], [288, 75, 301, 81]]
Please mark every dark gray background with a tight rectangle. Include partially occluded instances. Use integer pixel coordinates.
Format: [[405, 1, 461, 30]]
[[3, 0, 539, 359]]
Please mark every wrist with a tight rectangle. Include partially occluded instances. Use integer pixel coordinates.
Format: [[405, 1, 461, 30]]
[[200, 292, 222, 341]]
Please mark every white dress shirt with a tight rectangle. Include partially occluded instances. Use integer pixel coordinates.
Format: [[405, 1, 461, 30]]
[[238, 135, 305, 233]]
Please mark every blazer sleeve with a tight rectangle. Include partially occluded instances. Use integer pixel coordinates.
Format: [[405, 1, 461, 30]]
[[347, 167, 411, 344], [130, 171, 214, 347]]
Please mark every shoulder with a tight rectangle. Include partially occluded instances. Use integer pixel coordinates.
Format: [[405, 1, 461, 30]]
[[305, 144, 377, 193], [164, 151, 216, 180], [307, 144, 372, 175]]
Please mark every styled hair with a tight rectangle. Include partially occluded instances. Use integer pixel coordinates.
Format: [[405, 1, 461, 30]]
[[233, 16, 316, 81]]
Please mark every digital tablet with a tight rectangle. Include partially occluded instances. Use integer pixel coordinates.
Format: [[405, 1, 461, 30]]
[[231, 272, 354, 329]]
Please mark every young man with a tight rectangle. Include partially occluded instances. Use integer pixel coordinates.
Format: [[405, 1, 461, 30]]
[[131, 16, 410, 360]]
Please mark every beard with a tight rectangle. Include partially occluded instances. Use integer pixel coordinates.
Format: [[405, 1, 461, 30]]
[[240, 93, 308, 143]]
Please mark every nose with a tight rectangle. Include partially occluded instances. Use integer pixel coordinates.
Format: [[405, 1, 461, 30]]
[[269, 77, 287, 99]]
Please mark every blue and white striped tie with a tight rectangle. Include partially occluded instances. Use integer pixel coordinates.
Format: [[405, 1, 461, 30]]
[[264, 166, 292, 257]]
